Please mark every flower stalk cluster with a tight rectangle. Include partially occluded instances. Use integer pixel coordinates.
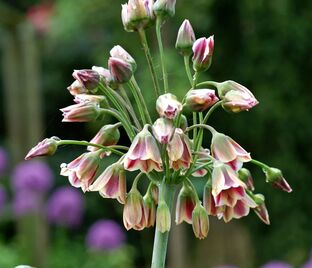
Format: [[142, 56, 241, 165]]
[[25, 1, 292, 267]]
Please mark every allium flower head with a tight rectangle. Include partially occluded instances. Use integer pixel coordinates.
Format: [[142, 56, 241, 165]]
[[13, 190, 41, 217], [12, 160, 53, 193], [86, 220, 125, 251], [156, 93, 182, 119], [47, 186, 84, 228], [124, 125, 162, 173], [260, 261, 293, 268]]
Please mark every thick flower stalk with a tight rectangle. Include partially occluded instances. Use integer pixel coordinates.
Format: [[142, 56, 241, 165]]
[[25, 1, 292, 267]]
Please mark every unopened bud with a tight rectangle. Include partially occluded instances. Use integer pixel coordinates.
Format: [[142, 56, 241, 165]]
[[176, 19, 195, 56], [263, 167, 292, 193], [67, 80, 87, 96], [72, 69, 100, 93], [192, 36, 214, 72], [238, 168, 255, 191], [252, 194, 270, 225], [192, 203, 209, 239], [156, 93, 182, 119], [108, 57, 133, 84], [152, 118, 174, 144], [110, 45, 137, 73], [25, 137, 59, 160], [156, 201, 171, 233], [153, 0, 176, 19], [88, 124, 120, 151], [143, 191, 156, 228], [60, 102, 101, 122], [185, 89, 219, 112], [178, 114, 188, 131]]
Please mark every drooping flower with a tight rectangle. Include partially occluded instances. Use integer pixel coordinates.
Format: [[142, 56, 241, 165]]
[[124, 125, 162, 173], [92, 66, 115, 87], [108, 57, 133, 84], [167, 128, 192, 170], [25, 137, 59, 160], [152, 118, 174, 144], [60, 151, 100, 192], [175, 184, 196, 224], [192, 203, 209, 239], [60, 102, 101, 122], [143, 190, 156, 228], [252, 194, 270, 225], [121, 0, 154, 32], [12, 160, 53, 193], [211, 131, 251, 171], [238, 168, 255, 191], [86, 220, 125, 251], [185, 89, 219, 112], [110, 45, 137, 72], [216, 80, 258, 113], [156, 200, 171, 233], [192, 36, 214, 72], [72, 69, 100, 92], [156, 93, 182, 119], [175, 19, 195, 56], [90, 163, 126, 204], [47, 186, 84, 228], [263, 167, 292, 193]]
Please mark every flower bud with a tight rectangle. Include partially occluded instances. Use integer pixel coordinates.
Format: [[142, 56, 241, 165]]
[[92, 66, 115, 88], [263, 167, 292, 193], [60, 102, 101, 122], [185, 89, 219, 112], [123, 188, 145, 230], [152, 118, 174, 144], [153, 0, 176, 19], [67, 80, 87, 96], [238, 168, 255, 191], [156, 93, 182, 119], [74, 94, 109, 109], [88, 124, 120, 152], [192, 36, 214, 72], [110, 45, 137, 73], [175, 19, 195, 56], [150, 183, 159, 204], [108, 57, 133, 84], [192, 203, 209, 239], [216, 80, 259, 113], [143, 191, 156, 228], [121, 0, 154, 32], [72, 69, 100, 93], [178, 114, 188, 131], [156, 201, 171, 233], [252, 194, 270, 225], [25, 137, 59, 160], [175, 184, 196, 224]]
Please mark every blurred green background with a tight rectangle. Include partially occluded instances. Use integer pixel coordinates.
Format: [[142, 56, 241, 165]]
[[0, 0, 311, 267]]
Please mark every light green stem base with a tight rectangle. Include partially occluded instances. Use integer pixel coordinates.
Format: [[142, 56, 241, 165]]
[[151, 183, 175, 268]]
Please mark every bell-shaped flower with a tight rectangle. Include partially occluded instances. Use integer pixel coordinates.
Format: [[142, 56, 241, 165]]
[[192, 203, 209, 239], [176, 19, 195, 56], [211, 131, 251, 171], [143, 191, 156, 228], [60, 151, 100, 192], [72, 69, 100, 93], [192, 36, 214, 72], [123, 187, 146, 230], [175, 184, 196, 224], [156, 93, 182, 119], [216, 80, 258, 113], [203, 182, 222, 217], [121, 0, 154, 32], [60, 102, 101, 122], [108, 57, 133, 84], [87, 124, 120, 152], [124, 125, 162, 173], [67, 80, 87, 96], [89, 163, 126, 204], [156, 200, 171, 233], [185, 89, 219, 112], [25, 137, 59, 160], [263, 167, 292, 193], [152, 118, 174, 144], [110, 45, 137, 73], [153, 0, 176, 18], [167, 128, 192, 170], [252, 193, 270, 225]]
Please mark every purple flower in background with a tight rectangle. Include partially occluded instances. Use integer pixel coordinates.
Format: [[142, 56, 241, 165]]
[[302, 251, 312, 268], [0, 186, 6, 212], [13, 190, 41, 217], [86, 219, 125, 251], [12, 160, 53, 193], [0, 147, 8, 176], [47, 186, 84, 228], [261, 261, 293, 268], [214, 266, 237, 268]]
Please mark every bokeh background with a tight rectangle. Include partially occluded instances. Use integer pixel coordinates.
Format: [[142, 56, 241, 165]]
[[0, 0, 312, 267]]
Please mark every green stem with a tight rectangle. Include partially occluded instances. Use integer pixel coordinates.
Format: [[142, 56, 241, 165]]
[[183, 55, 193, 85], [186, 124, 216, 135], [196, 81, 218, 88], [193, 112, 197, 140], [202, 100, 223, 125], [151, 183, 175, 268], [127, 81, 147, 125], [131, 77, 153, 124], [57, 140, 124, 156], [156, 17, 168, 93], [250, 159, 270, 170], [138, 28, 161, 97]]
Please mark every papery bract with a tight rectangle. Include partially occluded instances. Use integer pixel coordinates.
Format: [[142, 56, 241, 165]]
[[167, 128, 192, 170], [124, 125, 162, 173], [60, 151, 100, 192], [90, 163, 126, 204], [156, 93, 182, 119], [185, 89, 219, 112], [192, 36, 214, 72], [211, 131, 251, 171]]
